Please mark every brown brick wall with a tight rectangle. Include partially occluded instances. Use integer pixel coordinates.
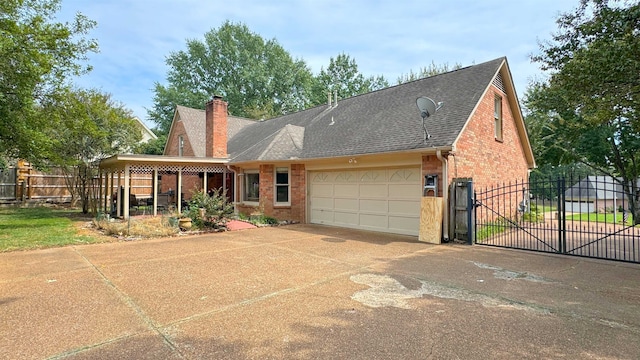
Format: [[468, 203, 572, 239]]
[[205, 97, 228, 158], [236, 163, 306, 223], [259, 164, 274, 215], [453, 84, 529, 191], [421, 155, 444, 197], [165, 119, 196, 157]]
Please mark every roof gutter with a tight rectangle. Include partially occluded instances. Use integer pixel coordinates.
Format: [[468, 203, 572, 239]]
[[436, 149, 450, 242]]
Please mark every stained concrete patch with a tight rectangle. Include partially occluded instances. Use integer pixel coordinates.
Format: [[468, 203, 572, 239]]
[[350, 274, 424, 309], [350, 273, 550, 314], [472, 261, 553, 283]]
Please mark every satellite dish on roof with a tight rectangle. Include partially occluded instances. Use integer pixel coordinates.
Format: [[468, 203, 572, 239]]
[[416, 96, 443, 141], [417, 96, 437, 119]]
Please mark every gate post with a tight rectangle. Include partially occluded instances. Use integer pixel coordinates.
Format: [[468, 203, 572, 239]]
[[466, 180, 474, 245], [557, 178, 566, 253]]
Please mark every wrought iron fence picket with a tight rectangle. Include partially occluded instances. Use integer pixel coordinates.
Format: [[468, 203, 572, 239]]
[[474, 177, 639, 264]]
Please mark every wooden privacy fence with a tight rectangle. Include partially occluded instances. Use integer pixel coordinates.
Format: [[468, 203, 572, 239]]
[[0, 163, 154, 203], [0, 167, 16, 200]]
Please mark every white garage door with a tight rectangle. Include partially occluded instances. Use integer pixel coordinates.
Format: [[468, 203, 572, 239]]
[[309, 167, 422, 236]]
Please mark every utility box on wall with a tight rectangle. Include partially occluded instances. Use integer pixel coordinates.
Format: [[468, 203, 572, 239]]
[[424, 174, 438, 196]]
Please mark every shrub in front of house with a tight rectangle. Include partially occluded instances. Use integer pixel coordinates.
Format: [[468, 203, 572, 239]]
[[185, 189, 234, 229]]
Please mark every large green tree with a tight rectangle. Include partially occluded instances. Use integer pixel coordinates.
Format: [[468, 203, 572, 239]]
[[0, 0, 97, 167], [148, 21, 314, 135], [530, 0, 640, 223], [396, 61, 463, 84], [41, 87, 141, 213], [310, 53, 389, 105]]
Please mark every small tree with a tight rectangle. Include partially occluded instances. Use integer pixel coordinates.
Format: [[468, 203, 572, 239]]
[[41, 87, 141, 213]]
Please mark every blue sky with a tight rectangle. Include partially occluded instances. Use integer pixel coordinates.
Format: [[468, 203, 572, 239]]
[[56, 0, 578, 128]]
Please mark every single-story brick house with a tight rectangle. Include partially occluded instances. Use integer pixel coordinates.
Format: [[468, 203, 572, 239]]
[[564, 176, 636, 213], [100, 57, 535, 239]]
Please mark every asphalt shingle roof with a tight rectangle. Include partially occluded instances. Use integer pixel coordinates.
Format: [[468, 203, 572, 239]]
[[175, 105, 255, 157], [228, 57, 505, 162], [565, 176, 640, 201]]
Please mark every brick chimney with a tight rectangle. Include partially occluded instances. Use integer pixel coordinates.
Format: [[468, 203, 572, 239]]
[[205, 95, 228, 158]]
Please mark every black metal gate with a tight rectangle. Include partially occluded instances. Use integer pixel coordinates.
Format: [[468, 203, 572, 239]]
[[474, 177, 640, 263]]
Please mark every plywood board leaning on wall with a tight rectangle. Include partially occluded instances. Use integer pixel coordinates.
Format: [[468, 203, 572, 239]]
[[419, 197, 443, 244]]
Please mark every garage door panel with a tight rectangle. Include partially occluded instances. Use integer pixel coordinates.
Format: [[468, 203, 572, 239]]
[[311, 197, 334, 209], [360, 170, 386, 182], [335, 198, 358, 211], [389, 200, 420, 215], [360, 213, 389, 229], [360, 199, 388, 213], [388, 217, 420, 235], [360, 184, 388, 198], [311, 183, 333, 197], [311, 172, 333, 183], [334, 211, 358, 225], [334, 184, 358, 197], [311, 209, 333, 223], [389, 168, 421, 182], [335, 171, 358, 182], [389, 184, 421, 198]]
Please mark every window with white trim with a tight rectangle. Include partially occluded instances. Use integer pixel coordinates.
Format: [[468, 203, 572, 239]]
[[243, 171, 260, 202], [178, 135, 184, 156], [275, 167, 290, 205], [494, 95, 503, 141]]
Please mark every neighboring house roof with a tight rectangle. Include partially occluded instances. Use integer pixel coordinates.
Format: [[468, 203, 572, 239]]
[[134, 117, 158, 143], [565, 176, 638, 201], [227, 57, 534, 166], [168, 105, 255, 157]]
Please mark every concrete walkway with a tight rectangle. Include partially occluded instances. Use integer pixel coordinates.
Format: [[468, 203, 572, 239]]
[[1, 224, 639, 359]]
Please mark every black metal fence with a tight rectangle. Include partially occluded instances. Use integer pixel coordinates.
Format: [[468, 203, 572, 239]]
[[474, 176, 639, 263]]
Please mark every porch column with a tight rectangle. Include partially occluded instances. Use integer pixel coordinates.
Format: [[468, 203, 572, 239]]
[[222, 168, 227, 194], [99, 170, 104, 213], [153, 168, 158, 216], [104, 170, 110, 214], [123, 164, 130, 219], [106, 170, 111, 214], [110, 171, 115, 215], [237, 172, 244, 204], [116, 171, 122, 218], [177, 168, 182, 214], [203, 171, 208, 194]]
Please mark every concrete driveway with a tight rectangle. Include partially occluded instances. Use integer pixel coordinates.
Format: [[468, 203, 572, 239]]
[[1, 224, 639, 359]]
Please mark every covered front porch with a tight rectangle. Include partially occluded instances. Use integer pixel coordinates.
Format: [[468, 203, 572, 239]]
[[98, 154, 233, 219]]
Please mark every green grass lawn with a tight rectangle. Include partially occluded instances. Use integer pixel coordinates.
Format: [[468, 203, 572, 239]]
[[0, 207, 102, 252], [566, 212, 634, 226], [536, 205, 557, 213], [475, 219, 510, 242]]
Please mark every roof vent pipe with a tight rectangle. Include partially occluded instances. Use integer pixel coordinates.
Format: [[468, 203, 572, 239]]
[[334, 90, 338, 107], [328, 91, 332, 108]]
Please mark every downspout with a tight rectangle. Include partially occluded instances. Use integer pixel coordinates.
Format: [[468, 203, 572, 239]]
[[226, 165, 237, 214], [436, 149, 450, 242]]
